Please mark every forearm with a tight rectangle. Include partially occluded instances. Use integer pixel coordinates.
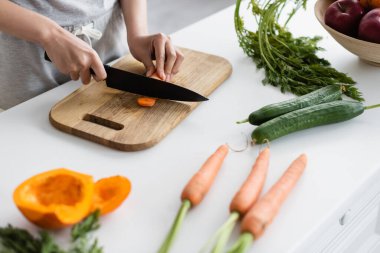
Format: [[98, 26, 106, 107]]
[[0, 0, 61, 46], [120, 0, 148, 42]]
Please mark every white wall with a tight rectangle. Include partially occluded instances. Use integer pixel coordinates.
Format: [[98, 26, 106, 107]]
[[147, 0, 235, 34]]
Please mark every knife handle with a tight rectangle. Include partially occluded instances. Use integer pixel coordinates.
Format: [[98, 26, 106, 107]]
[[44, 51, 96, 75]]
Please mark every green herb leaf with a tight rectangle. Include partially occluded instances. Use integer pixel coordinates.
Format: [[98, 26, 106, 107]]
[[71, 211, 100, 242], [234, 0, 364, 101], [40, 231, 65, 253], [0, 211, 103, 253], [68, 210, 103, 253], [0, 225, 63, 253]]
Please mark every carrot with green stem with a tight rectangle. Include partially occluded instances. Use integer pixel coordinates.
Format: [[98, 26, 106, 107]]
[[158, 144, 229, 253], [227, 154, 307, 253], [201, 147, 270, 253]]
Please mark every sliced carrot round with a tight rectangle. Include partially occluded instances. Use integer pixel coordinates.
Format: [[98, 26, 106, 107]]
[[137, 97, 157, 107], [92, 175, 131, 215]]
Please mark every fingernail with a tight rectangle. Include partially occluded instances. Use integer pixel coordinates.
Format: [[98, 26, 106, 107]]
[[166, 74, 171, 82]]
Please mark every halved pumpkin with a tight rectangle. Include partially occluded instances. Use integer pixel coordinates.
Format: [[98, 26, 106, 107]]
[[92, 175, 131, 215], [13, 168, 94, 229]]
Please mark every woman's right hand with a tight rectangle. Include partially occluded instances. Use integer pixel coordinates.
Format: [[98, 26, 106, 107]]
[[42, 27, 106, 84], [0, 1, 105, 84]]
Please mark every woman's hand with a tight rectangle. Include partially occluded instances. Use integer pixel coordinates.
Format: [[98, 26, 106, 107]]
[[120, 0, 183, 81], [0, 1, 106, 85], [128, 33, 184, 82], [42, 27, 107, 84]]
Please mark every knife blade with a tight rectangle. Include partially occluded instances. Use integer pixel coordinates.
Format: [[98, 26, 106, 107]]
[[44, 52, 208, 102], [103, 65, 208, 102]]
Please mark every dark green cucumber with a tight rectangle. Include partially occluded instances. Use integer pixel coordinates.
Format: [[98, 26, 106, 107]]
[[238, 85, 343, 125], [251, 100, 364, 144]]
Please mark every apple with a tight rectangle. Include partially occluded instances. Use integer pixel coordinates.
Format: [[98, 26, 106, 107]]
[[324, 0, 365, 36], [358, 8, 380, 43]]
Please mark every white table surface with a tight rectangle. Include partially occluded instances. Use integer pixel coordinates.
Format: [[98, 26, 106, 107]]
[[1, 1, 380, 253]]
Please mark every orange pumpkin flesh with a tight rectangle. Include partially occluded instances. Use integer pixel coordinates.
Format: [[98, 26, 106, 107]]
[[13, 168, 94, 229], [92, 175, 131, 215]]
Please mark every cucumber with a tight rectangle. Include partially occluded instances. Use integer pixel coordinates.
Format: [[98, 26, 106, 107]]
[[251, 100, 364, 144], [238, 85, 343, 125]]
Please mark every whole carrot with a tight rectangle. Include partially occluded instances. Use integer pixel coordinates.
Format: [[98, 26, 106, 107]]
[[181, 144, 229, 206], [228, 154, 307, 253], [202, 148, 270, 253], [159, 144, 229, 253], [242, 154, 307, 237], [230, 147, 270, 214]]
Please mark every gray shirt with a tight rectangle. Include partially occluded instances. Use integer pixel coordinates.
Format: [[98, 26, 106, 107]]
[[0, 0, 128, 109]]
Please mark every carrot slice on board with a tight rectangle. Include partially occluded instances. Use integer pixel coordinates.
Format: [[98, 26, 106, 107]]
[[137, 97, 157, 107]]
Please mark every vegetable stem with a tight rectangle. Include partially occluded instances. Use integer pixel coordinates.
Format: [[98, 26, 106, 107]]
[[158, 199, 191, 253], [211, 212, 240, 253], [364, 103, 380, 110], [226, 232, 254, 253], [200, 212, 240, 253], [236, 119, 249, 124]]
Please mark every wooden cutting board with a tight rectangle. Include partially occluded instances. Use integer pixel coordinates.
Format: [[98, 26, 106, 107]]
[[49, 48, 232, 151]]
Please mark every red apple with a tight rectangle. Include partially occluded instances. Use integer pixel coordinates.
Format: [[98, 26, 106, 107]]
[[358, 8, 380, 43], [324, 0, 365, 36]]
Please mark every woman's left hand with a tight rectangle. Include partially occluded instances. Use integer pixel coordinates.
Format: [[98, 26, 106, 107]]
[[128, 33, 184, 82]]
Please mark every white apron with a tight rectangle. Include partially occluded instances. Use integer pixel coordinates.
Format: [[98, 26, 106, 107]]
[[0, 0, 128, 109]]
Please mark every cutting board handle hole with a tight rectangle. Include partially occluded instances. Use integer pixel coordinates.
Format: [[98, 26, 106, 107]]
[[83, 114, 124, 131]]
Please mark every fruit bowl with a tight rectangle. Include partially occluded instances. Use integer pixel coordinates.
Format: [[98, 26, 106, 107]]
[[315, 0, 380, 66]]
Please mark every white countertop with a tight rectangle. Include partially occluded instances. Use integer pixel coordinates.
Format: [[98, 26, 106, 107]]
[[1, 1, 380, 253]]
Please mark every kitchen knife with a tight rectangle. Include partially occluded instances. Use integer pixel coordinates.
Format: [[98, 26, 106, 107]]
[[44, 52, 208, 102]]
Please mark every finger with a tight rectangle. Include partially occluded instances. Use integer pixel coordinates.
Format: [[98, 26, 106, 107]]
[[171, 48, 184, 75], [90, 53, 107, 82], [70, 71, 80, 81], [141, 56, 156, 77], [145, 65, 156, 77], [164, 41, 177, 81], [80, 68, 91, 85], [153, 34, 167, 80]]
